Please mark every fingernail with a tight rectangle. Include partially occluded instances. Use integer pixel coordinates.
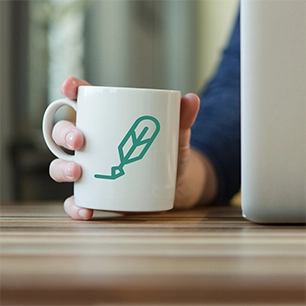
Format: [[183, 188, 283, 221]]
[[64, 163, 73, 180], [65, 131, 76, 149], [60, 77, 71, 94], [79, 209, 89, 219]]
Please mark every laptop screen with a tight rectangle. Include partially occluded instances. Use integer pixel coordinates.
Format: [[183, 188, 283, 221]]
[[241, 0, 305, 223]]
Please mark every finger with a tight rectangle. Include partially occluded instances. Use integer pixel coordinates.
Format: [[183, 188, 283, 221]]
[[177, 94, 200, 179], [180, 93, 200, 130], [52, 120, 84, 150], [64, 196, 94, 220], [178, 93, 200, 154], [60, 77, 91, 100], [49, 159, 82, 183]]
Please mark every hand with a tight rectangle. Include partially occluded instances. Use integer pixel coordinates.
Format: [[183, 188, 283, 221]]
[[49, 77, 93, 220], [50, 77, 217, 220], [174, 94, 217, 209]]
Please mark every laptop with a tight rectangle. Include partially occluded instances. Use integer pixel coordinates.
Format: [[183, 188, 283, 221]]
[[241, 0, 306, 223]]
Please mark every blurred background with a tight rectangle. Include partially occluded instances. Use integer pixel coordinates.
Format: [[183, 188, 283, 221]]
[[0, 0, 239, 203]]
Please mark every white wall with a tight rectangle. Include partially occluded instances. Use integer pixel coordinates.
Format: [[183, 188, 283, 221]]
[[161, 1, 197, 94], [84, 0, 239, 95], [195, 0, 240, 92], [0, 1, 13, 202], [84, 1, 131, 87], [84, 1, 197, 95]]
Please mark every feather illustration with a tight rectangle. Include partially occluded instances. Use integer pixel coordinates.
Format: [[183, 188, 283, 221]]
[[94, 115, 160, 180]]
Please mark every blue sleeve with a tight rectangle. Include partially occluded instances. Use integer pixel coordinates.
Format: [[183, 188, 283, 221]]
[[190, 10, 241, 204]]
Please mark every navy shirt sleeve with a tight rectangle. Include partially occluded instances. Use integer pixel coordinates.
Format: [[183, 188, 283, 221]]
[[190, 10, 241, 204]]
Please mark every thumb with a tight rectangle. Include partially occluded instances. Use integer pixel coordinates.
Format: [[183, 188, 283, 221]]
[[180, 93, 200, 130]]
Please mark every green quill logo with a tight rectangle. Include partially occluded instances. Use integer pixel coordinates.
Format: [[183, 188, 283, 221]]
[[94, 115, 160, 180]]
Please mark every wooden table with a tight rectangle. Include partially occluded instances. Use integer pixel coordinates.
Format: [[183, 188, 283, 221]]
[[1, 203, 305, 305]]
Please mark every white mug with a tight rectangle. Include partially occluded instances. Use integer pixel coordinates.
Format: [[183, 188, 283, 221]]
[[42, 86, 181, 212]]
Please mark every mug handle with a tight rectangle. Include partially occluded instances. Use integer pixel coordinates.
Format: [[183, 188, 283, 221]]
[[42, 98, 77, 161]]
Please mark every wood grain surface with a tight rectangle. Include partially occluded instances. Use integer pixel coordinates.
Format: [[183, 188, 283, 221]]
[[1, 203, 305, 305]]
